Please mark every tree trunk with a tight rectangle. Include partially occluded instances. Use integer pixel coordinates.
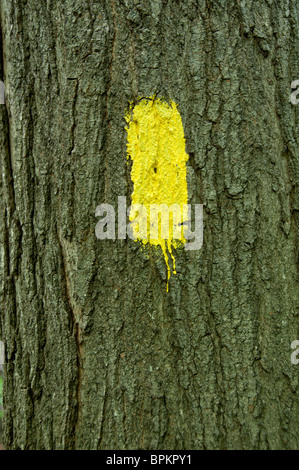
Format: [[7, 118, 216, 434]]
[[0, 0, 298, 450]]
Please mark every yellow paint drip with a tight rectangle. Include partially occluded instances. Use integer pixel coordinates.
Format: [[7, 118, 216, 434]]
[[125, 97, 189, 291]]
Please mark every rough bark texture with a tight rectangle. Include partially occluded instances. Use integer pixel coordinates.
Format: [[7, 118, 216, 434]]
[[0, 0, 298, 450]]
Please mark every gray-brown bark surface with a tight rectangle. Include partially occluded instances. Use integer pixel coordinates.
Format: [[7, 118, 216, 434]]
[[0, 0, 298, 450]]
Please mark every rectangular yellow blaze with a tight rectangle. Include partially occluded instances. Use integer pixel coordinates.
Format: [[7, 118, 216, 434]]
[[125, 97, 189, 291]]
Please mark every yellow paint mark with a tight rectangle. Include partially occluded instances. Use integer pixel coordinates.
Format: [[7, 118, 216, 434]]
[[125, 96, 189, 291]]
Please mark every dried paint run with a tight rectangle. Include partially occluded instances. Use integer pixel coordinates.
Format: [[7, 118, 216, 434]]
[[125, 97, 189, 291]]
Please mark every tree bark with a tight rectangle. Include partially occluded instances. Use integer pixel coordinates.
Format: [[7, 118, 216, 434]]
[[0, 0, 298, 450]]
